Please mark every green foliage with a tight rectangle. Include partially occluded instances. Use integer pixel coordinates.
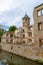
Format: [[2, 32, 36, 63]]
[[8, 26, 17, 32], [0, 29, 4, 36], [0, 29, 4, 42], [35, 59, 43, 63], [0, 37, 1, 42]]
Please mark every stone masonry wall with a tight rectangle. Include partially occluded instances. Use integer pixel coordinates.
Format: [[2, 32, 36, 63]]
[[0, 43, 43, 60]]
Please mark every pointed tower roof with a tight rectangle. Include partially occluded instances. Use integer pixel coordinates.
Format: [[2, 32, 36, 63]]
[[22, 14, 30, 20]]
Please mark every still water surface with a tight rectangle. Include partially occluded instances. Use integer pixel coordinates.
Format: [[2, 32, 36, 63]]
[[0, 50, 42, 65]]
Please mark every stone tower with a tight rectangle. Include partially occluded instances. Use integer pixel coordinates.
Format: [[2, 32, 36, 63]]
[[22, 14, 30, 27], [22, 14, 30, 44]]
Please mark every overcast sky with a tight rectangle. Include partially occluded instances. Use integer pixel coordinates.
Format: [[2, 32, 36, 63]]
[[0, 0, 43, 29]]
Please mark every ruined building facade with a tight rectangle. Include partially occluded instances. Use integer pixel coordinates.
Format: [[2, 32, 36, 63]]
[[1, 14, 34, 45], [1, 4, 43, 47], [34, 4, 43, 47]]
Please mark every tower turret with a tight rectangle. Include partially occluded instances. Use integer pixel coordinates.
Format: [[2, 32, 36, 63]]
[[22, 14, 30, 27]]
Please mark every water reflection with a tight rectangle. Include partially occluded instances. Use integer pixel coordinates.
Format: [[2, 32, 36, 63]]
[[0, 50, 42, 65], [1, 59, 15, 65]]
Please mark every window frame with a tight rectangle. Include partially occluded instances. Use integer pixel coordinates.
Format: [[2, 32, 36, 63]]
[[38, 22, 42, 31], [37, 10, 41, 16]]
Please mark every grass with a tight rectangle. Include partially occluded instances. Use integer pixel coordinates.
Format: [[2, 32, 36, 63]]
[[35, 59, 43, 64]]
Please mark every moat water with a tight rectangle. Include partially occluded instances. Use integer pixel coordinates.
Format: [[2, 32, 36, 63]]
[[0, 50, 42, 65]]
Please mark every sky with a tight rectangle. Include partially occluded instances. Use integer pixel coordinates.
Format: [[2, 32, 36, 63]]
[[0, 0, 43, 30]]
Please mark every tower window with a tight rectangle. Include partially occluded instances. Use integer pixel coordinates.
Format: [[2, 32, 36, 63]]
[[25, 18, 27, 21], [23, 29, 25, 32], [23, 34, 25, 38]]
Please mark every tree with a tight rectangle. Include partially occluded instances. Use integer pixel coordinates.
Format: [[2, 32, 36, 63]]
[[0, 29, 5, 42], [8, 26, 17, 32], [0, 29, 4, 36]]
